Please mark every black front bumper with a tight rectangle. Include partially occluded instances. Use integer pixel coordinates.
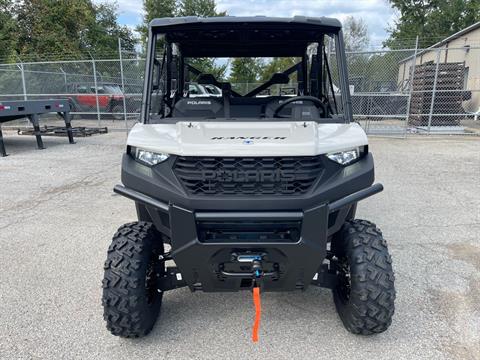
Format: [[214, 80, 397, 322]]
[[169, 204, 328, 292], [114, 183, 383, 292]]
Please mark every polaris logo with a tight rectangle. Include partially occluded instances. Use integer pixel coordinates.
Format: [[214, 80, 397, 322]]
[[201, 169, 296, 182], [186, 100, 211, 105], [211, 136, 287, 140]]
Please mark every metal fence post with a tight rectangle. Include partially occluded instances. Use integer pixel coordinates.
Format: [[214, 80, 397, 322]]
[[89, 53, 101, 126], [60, 68, 67, 92], [118, 38, 129, 133], [404, 36, 419, 137], [427, 47, 441, 134], [16, 56, 27, 101]]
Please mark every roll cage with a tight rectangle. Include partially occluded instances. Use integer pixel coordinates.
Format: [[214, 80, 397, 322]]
[[141, 16, 353, 123]]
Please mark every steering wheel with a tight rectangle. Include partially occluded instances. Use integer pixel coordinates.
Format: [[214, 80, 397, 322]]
[[273, 96, 327, 118]]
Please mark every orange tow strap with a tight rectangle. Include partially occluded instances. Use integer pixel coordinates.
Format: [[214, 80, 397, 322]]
[[252, 286, 261, 342]]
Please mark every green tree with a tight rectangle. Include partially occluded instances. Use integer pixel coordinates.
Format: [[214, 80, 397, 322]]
[[229, 58, 264, 83], [177, 0, 226, 17], [187, 58, 228, 80], [0, 0, 23, 95], [228, 57, 264, 94], [188, 57, 228, 82], [385, 0, 480, 48], [0, 0, 17, 62], [15, 0, 135, 60], [260, 57, 299, 82], [15, 0, 91, 59], [85, 3, 136, 56]]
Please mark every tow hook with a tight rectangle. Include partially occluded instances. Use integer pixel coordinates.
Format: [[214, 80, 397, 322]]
[[235, 254, 263, 263], [235, 253, 264, 277], [252, 260, 263, 278]]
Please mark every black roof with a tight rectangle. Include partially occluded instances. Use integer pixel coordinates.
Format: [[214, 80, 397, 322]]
[[149, 16, 342, 57], [150, 16, 342, 29]]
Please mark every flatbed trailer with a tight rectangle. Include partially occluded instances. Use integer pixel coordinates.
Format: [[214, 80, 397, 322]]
[[0, 99, 74, 156]]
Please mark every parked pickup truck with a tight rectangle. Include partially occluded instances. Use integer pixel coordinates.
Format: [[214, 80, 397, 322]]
[[65, 82, 125, 119]]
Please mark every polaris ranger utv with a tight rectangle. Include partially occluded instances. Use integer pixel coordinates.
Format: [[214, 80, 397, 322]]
[[102, 16, 395, 339]]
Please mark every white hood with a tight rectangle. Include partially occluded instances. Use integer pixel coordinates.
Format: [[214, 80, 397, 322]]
[[127, 121, 368, 156]]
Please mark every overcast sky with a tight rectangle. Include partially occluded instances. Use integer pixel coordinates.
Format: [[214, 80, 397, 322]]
[[109, 0, 397, 47]]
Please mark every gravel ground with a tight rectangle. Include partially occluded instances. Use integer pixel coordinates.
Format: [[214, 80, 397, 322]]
[[0, 131, 479, 360]]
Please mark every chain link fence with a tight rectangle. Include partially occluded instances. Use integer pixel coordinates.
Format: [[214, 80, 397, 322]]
[[0, 42, 479, 136], [0, 57, 144, 130]]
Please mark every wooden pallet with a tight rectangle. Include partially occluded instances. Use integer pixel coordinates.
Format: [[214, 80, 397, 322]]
[[408, 62, 468, 126]]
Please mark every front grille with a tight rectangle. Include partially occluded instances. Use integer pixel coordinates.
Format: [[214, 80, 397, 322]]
[[173, 156, 324, 196]]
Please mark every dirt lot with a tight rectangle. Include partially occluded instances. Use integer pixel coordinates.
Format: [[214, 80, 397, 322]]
[[0, 131, 479, 360]]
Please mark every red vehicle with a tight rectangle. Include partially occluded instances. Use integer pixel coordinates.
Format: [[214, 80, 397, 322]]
[[66, 83, 124, 119]]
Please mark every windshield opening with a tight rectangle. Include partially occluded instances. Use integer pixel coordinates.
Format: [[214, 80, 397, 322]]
[[145, 31, 347, 123]]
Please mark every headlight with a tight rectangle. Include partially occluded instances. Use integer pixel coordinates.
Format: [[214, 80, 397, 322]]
[[326, 148, 360, 166], [133, 147, 170, 166]]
